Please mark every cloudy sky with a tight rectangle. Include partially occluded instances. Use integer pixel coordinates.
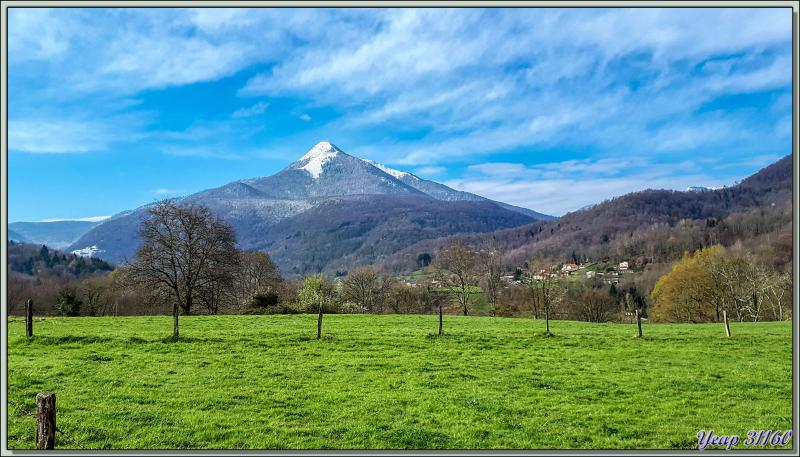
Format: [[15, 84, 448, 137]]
[[8, 7, 793, 221]]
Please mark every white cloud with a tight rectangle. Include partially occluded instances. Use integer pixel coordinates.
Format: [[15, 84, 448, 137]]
[[9, 9, 73, 61], [468, 162, 530, 176], [38, 215, 111, 223], [10, 119, 113, 153], [299, 114, 312, 121], [237, 8, 790, 166], [446, 153, 780, 215], [414, 166, 446, 177], [8, 8, 792, 176], [94, 34, 256, 92], [151, 188, 186, 196], [445, 172, 729, 216], [232, 101, 269, 118]]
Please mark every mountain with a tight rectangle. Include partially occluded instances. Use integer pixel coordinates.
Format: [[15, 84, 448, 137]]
[[363, 159, 552, 220], [8, 219, 106, 249], [8, 228, 29, 243], [240, 142, 426, 199], [67, 142, 548, 274], [378, 155, 792, 272], [250, 195, 537, 276]]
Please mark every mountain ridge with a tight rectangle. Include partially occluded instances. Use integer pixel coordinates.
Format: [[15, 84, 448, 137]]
[[65, 142, 549, 274], [376, 154, 792, 272]]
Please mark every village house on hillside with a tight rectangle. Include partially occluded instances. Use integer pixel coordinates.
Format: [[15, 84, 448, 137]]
[[561, 263, 579, 273]]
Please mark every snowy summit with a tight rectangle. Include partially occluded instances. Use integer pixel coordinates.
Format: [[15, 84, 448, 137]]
[[297, 141, 341, 179]]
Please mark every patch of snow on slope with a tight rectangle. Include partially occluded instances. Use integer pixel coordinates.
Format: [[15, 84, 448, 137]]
[[363, 159, 413, 180], [71, 245, 104, 257], [298, 142, 340, 179]]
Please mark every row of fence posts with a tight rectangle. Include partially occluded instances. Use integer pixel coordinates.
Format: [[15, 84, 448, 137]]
[[22, 300, 55, 449], [19, 297, 733, 343], [12, 297, 734, 449]]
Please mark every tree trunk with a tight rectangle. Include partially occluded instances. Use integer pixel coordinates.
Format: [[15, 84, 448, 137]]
[[317, 301, 323, 339], [438, 303, 443, 337], [723, 310, 731, 337], [173, 303, 179, 340], [185, 292, 192, 316]]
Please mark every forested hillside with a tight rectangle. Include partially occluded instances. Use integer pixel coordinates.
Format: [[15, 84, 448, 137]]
[[380, 155, 792, 273]]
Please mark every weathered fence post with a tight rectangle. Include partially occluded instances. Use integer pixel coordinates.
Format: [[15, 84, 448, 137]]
[[35, 392, 56, 450], [25, 299, 33, 338], [636, 308, 643, 338], [317, 301, 323, 339], [438, 303, 443, 337], [723, 310, 731, 337]]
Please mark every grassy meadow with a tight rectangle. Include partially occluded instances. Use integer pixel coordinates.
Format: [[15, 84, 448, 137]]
[[6, 314, 793, 450]]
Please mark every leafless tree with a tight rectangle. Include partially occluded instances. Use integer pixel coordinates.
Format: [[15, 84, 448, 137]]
[[525, 259, 564, 335], [127, 200, 239, 339], [78, 275, 114, 316], [231, 251, 282, 308], [435, 241, 478, 316], [341, 266, 389, 313], [477, 247, 504, 316], [764, 271, 791, 321], [578, 288, 617, 323]]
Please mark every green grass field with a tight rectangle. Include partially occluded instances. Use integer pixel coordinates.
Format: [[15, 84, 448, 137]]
[[7, 314, 793, 450]]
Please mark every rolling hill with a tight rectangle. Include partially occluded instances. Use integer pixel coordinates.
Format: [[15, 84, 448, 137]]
[[378, 155, 792, 272]]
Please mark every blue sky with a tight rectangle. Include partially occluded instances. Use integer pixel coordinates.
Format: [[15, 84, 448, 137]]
[[8, 7, 793, 221]]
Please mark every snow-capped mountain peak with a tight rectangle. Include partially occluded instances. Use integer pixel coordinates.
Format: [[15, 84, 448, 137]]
[[301, 141, 341, 160], [363, 159, 414, 180], [297, 142, 341, 179]]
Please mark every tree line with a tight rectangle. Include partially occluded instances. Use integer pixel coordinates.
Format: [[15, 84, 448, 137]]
[[8, 200, 792, 338]]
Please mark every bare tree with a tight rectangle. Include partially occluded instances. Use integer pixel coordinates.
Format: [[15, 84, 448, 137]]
[[341, 266, 384, 312], [78, 275, 114, 316], [231, 251, 282, 308], [478, 248, 504, 316], [578, 288, 617, 323], [197, 277, 233, 315], [764, 271, 791, 321], [525, 259, 564, 335], [435, 241, 478, 316], [127, 200, 239, 339]]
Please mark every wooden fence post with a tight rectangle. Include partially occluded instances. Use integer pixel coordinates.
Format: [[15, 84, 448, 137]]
[[317, 301, 323, 339], [723, 310, 731, 337], [25, 299, 33, 338], [36, 392, 56, 450], [438, 303, 443, 337], [636, 308, 643, 338]]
